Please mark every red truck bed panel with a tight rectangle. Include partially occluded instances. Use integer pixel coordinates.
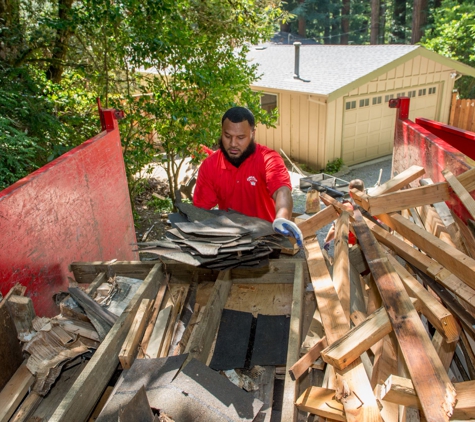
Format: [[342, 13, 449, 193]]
[[0, 112, 138, 316]]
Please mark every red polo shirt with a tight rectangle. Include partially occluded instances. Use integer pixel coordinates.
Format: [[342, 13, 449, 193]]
[[193, 144, 291, 222]]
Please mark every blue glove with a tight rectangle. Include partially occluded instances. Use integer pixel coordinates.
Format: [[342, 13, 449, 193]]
[[272, 218, 304, 247], [323, 242, 330, 251]]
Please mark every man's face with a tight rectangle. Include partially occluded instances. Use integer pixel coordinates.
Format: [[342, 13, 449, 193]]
[[220, 118, 255, 160]]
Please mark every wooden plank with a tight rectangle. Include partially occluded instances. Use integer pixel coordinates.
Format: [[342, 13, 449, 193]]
[[85, 272, 107, 295], [303, 239, 382, 421], [456, 166, 475, 193], [297, 204, 339, 239], [443, 169, 475, 220], [0, 362, 35, 422], [7, 295, 36, 334], [10, 392, 42, 422], [386, 254, 460, 343], [118, 298, 153, 369], [289, 336, 328, 381], [253, 366, 276, 422], [369, 165, 425, 197], [333, 211, 351, 322], [281, 262, 305, 422], [185, 270, 233, 364], [159, 285, 188, 357], [432, 331, 456, 372], [379, 212, 475, 291], [295, 387, 345, 421], [453, 212, 475, 258], [137, 282, 167, 358], [145, 305, 172, 358], [352, 209, 456, 421], [0, 284, 24, 391], [366, 183, 450, 215], [321, 306, 393, 371], [50, 263, 163, 422], [70, 259, 308, 285], [365, 217, 475, 309], [380, 376, 475, 420]]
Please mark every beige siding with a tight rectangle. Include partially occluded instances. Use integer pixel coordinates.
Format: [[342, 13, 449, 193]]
[[254, 55, 457, 169], [255, 90, 327, 170]]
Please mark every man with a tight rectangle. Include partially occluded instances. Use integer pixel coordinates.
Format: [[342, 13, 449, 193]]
[[193, 106, 303, 247]]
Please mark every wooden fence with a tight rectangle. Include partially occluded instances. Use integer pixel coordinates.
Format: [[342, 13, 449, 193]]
[[449, 92, 475, 132]]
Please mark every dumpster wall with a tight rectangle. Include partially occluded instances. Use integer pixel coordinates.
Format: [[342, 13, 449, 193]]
[[392, 97, 475, 224], [0, 111, 138, 317]]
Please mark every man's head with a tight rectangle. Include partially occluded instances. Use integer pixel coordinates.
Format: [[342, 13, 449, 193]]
[[219, 107, 256, 167]]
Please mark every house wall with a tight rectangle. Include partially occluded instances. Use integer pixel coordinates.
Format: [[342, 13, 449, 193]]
[[254, 54, 457, 169], [254, 89, 327, 171]]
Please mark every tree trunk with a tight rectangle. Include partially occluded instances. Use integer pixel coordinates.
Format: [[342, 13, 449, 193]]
[[341, 0, 350, 45], [46, 0, 75, 83], [392, 0, 406, 43], [412, 0, 428, 44], [370, 0, 380, 44], [0, 0, 21, 63]]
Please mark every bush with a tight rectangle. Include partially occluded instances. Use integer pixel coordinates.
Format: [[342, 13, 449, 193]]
[[323, 158, 344, 174]]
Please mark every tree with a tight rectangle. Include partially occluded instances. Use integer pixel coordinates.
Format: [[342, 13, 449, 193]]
[[422, 0, 475, 97], [341, 0, 350, 44], [371, 0, 381, 44], [412, 0, 429, 43], [391, 0, 407, 43]]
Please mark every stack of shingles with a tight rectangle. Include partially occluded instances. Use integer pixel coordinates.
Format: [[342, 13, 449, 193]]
[[290, 165, 475, 422], [137, 203, 292, 271]]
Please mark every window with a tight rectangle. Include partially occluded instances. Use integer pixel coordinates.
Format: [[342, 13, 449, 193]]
[[408, 90, 416, 98], [359, 98, 369, 107], [396, 92, 406, 98], [372, 96, 382, 105], [418, 88, 427, 96], [385, 94, 394, 103], [346, 100, 356, 110], [429, 87, 437, 95], [260, 93, 278, 114]]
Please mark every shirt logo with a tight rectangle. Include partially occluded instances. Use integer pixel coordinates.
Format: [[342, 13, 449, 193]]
[[247, 176, 257, 186]]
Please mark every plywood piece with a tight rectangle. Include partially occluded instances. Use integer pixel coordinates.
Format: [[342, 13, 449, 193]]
[[0, 362, 35, 422], [353, 209, 456, 421], [50, 264, 163, 422], [119, 298, 153, 369]]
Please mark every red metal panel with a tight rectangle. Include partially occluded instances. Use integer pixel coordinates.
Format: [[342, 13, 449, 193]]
[[392, 98, 474, 224], [0, 111, 138, 316]]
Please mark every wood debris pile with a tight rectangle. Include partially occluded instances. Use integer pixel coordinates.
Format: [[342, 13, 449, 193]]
[[292, 164, 475, 421], [136, 202, 294, 271]]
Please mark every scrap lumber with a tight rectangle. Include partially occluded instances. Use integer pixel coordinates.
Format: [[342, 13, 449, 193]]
[[119, 298, 153, 369], [7, 294, 36, 335], [442, 169, 475, 220], [369, 165, 425, 196], [379, 376, 475, 420], [159, 285, 188, 357], [289, 336, 328, 381], [352, 209, 456, 421], [0, 362, 35, 422], [333, 211, 351, 321], [174, 303, 201, 355], [185, 270, 233, 365], [321, 306, 393, 371], [10, 392, 42, 422], [252, 366, 276, 422], [455, 166, 475, 193], [85, 272, 107, 295], [432, 331, 457, 372], [453, 212, 475, 258], [145, 305, 172, 358], [0, 284, 25, 390], [136, 282, 167, 358], [365, 217, 475, 309], [301, 239, 382, 421], [386, 253, 460, 342], [297, 204, 339, 239], [295, 387, 345, 421], [49, 263, 162, 422], [281, 262, 305, 422], [378, 212, 475, 291]]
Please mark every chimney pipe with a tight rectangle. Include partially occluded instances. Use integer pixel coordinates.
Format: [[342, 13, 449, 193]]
[[293, 42, 301, 79]]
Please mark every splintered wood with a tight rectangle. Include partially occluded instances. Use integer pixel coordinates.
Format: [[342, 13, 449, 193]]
[[295, 165, 475, 422]]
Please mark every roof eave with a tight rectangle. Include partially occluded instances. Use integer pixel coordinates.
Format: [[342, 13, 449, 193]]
[[250, 84, 330, 99]]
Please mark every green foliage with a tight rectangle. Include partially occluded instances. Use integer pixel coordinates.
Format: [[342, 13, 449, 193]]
[[422, 0, 475, 98], [323, 157, 344, 174], [147, 196, 173, 213]]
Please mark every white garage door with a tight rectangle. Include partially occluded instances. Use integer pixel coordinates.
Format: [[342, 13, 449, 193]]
[[342, 86, 439, 166]]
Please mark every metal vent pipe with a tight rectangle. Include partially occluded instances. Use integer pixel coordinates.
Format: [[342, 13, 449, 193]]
[[293, 42, 301, 79]]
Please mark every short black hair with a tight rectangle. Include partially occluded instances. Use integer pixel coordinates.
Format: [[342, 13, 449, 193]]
[[221, 107, 255, 129]]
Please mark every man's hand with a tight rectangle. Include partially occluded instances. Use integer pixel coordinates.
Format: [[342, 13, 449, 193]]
[[272, 218, 303, 247]]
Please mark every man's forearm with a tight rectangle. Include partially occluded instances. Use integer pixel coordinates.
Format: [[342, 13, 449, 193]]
[[273, 186, 293, 220]]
